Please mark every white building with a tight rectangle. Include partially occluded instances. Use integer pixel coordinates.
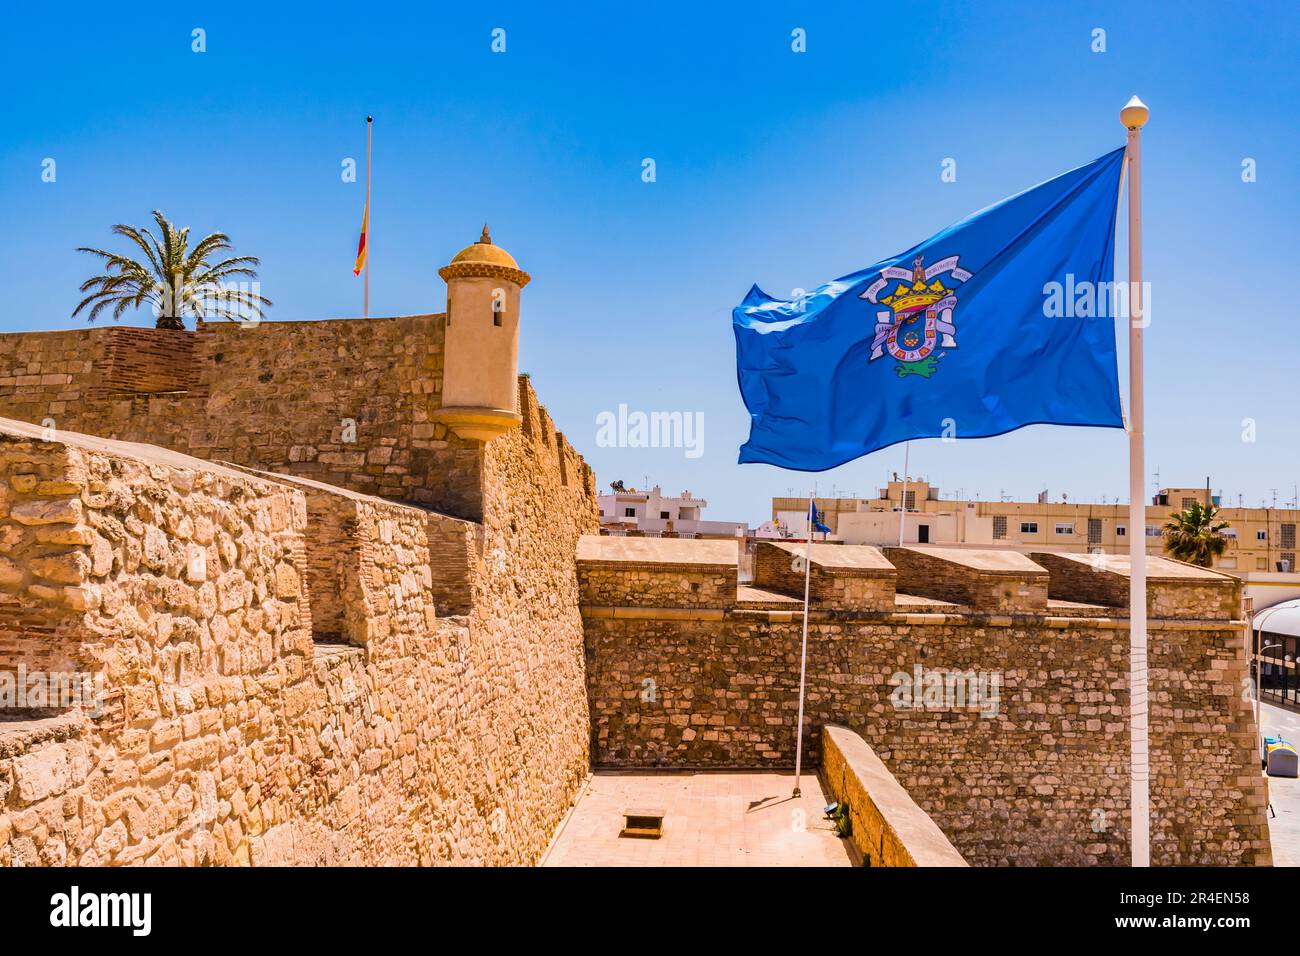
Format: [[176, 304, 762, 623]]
[[751, 520, 796, 540], [598, 485, 746, 539], [835, 505, 995, 547]]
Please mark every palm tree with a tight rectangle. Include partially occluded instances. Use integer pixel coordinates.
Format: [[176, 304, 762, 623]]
[[73, 210, 271, 329], [1162, 501, 1231, 568]]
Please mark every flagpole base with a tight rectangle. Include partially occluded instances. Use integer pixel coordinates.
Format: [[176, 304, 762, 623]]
[[792, 786, 801, 798]]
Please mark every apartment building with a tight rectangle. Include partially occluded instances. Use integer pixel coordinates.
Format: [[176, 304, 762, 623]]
[[773, 480, 1300, 573], [599, 484, 746, 538]]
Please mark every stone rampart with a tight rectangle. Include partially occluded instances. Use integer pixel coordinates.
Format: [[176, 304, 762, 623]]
[[578, 535, 1270, 866], [0, 406, 594, 865]]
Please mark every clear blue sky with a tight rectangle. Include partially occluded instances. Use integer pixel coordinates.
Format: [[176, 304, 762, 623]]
[[2, 1, 1297, 521]]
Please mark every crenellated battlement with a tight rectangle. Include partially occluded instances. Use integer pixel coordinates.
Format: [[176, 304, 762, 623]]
[[576, 535, 1267, 866], [578, 535, 1242, 625]]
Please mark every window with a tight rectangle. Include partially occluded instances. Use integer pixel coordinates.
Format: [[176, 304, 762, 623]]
[[659, 511, 670, 520], [903, 491, 916, 511], [1283, 524, 1296, 549], [1258, 530, 1269, 541], [1145, 526, 1162, 537], [1283, 553, 1296, 572], [624, 507, 636, 518], [1055, 523, 1074, 535], [1116, 525, 1126, 536], [993, 515, 1007, 540], [1087, 518, 1102, 544], [1020, 521, 1038, 534], [1181, 497, 1198, 510]]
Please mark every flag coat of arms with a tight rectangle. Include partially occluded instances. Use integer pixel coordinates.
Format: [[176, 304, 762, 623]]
[[733, 147, 1127, 471]]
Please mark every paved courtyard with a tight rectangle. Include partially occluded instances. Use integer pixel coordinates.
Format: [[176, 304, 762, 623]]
[[542, 771, 855, 867], [1261, 700, 1300, 866]]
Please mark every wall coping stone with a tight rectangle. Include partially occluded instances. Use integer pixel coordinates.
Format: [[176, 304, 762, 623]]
[[821, 723, 968, 867], [576, 534, 737, 570], [1030, 549, 1237, 582], [886, 545, 1048, 576], [761, 541, 894, 574]]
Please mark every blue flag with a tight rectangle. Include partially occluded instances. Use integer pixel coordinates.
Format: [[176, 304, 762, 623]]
[[734, 147, 1127, 471], [808, 501, 831, 535]]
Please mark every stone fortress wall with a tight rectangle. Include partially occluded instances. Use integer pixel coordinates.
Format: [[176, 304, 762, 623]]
[[579, 538, 1273, 867], [0, 230, 1273, 867], [0, 231, 600, 865], [0, 367, 595, 865], [0, 316, 587, 523]]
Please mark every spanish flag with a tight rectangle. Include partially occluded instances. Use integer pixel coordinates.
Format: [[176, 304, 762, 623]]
[[353, 204, 369, 276]]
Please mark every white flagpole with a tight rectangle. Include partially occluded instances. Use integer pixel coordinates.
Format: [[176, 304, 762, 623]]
[[792, 486, 815, 798], [897, 442, 911, 546], [1122, 94, 1150, 867]]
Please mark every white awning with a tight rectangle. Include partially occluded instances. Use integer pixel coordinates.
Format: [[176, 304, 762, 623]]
[[1254, 599, 1300, 639]]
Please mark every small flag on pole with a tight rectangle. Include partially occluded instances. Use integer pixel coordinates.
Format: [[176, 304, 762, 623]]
[[353, 204, 369, 277], [357, 115, 373, 318], [809, 501, 831, 535]]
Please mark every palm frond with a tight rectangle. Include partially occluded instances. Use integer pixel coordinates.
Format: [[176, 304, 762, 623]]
[[109, 224, 166, 278], [1162, 502, 1232, 568], [185, 231, 231, 269], [76, 211, 269, 327]]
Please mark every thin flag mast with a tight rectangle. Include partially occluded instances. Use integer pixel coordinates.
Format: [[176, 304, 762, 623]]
[[364, 116, 373, 319], [353, 116, 374, 316], [792, 487, 815, 798], [1121, 94, 1150, 867], [898, 442, 911, 546]]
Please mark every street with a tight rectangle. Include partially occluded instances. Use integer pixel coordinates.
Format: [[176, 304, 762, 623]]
[[1260, 700, 1300, 866]]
